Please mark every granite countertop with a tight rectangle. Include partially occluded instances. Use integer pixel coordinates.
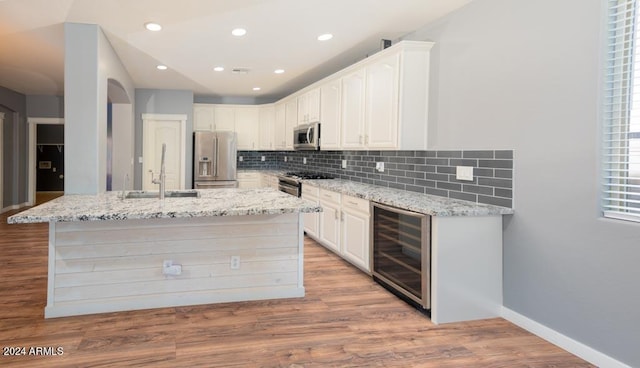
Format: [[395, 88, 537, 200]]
[[303, 179, 514, 217], [8, 188, 321, 224]]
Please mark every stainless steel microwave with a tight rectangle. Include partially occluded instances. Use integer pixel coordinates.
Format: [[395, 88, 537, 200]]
[[293, 122, 320, 150]]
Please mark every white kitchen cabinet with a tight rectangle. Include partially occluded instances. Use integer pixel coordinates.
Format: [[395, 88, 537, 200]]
[[212, 106, 236, 131], [274, 102, 287, 149], [237, 171, 261, 189], [284, 98, 298, 149], [316, 188, 371, 272], [335, 41, 433, 150], [260, 172, 279, 189], [340, 195, 370, 272], [365, 53, 399, 149], [235, 107, 260, 150], [258, 105, 275, 150], [297, 88, 321, 125], [194, 103, 214, 131], [301, 184, 320, 239], [341, 70, 366, 149], [319, 79, 341, 150], [319, 188, 341, 253]]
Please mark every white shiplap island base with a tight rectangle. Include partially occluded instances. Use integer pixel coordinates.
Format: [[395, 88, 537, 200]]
[[8, 189, 320, 318]]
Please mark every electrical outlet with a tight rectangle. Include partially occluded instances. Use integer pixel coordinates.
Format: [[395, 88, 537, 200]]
[[284, 156, 288, 162], [230, 256, 240, 270], [239, 156, 243, 162], [303, 157, 307, 164], [342, 159, 347, 169], [375, 162, 385, 172], [261, 156, 265, 161], [456, 166, 474, 181]]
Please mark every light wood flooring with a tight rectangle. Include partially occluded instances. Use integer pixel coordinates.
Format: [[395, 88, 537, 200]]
[[0, 208, 594, 367]]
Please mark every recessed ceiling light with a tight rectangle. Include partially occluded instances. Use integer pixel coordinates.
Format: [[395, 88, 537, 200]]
[[274, 69, 285, 74], [145, 22, 162, 31], [253, 87, 261, 91], [156, 65, 168, 70], [214, 66, 224, 72], [317, 33, 333, 41], [231, 28, 247, 36]]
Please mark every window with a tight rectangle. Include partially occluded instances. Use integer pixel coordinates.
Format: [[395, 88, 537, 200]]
[[603, 0, 640, 222]]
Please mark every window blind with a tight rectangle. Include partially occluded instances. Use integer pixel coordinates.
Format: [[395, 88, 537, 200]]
[[603, 0, 640, 222]]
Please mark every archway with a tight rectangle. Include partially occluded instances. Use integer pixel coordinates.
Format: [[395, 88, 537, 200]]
[[106, 78, 133, 192]]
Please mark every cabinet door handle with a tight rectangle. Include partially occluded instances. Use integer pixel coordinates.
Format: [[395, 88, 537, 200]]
[[364, 135, 369, 145], [347, 200, 358, 206], [334, 210, 338, 220]]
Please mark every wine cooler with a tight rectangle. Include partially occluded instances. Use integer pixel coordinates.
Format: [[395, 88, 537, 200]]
[[371, 202, 431, 311]]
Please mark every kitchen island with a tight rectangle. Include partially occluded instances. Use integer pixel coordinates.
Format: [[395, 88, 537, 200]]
[[8, 188, 321, 318]]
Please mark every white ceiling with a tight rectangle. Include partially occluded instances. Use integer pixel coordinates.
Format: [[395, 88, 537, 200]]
[[0, 0, 471, 102]]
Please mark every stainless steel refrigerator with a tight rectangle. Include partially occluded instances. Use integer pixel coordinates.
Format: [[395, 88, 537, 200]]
[[193, 131, 238, 188]]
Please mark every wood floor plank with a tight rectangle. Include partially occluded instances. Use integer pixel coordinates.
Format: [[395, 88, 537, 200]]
[[0, 208, 595, 367]]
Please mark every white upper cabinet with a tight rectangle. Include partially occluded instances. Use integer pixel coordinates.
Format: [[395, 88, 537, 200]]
[[319, 79, 341, 150], [235, 107, 260, 150], [213, 106, 236, 131], [193, 104, 214, 131], [258, 105, 275, 150], [195, 41, 432, 151], [340, 69, 366, 149], [297, 88, 320, 125], [365, 53, 399, 149], [274, 102, 287, 150], [284, 98, 297, 149]]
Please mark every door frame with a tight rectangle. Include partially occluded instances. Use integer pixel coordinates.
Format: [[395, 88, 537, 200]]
[[0, 112, 4, 211], [141, 114, 187, 190], [27, 117, 64, 206]]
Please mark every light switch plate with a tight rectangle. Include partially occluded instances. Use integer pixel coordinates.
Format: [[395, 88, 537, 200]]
[[239, 156, 243, 162], [341, 159, 347, 169], [375, 162, 385, 172], [456, 166, 474, 181], [303, 157, 307, 164], [261, 156, 265, 161]]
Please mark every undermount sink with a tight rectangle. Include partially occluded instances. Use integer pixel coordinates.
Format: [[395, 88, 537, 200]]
[[124, 190, 200, 199]]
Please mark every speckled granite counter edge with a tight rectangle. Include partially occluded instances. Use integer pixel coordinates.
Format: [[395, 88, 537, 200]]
[[303, 179, 514, 217]]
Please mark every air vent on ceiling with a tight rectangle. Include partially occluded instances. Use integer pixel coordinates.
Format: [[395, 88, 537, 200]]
[[231, 68, 250, 74]]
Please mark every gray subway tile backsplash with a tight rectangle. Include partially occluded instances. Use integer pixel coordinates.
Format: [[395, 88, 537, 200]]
[[237, 149, 514, 208]]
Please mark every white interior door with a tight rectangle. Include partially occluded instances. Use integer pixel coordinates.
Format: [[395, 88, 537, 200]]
[[142, 114, 186, 191]]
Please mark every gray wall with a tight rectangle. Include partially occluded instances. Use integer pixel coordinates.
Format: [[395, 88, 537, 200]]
[[0, 85, 27, 209], [134, 89, 194, 190], [26, 95, 64, 118], [405, 0, 639, 366]]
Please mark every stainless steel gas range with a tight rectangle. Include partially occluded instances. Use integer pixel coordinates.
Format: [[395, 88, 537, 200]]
[[277, 171, 334, 197]]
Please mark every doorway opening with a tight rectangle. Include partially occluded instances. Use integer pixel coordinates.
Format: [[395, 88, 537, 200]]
[[27, 117, 64, 206]]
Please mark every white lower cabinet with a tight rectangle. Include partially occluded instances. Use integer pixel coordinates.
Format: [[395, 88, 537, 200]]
[[340, 195, 370, 272], [319, 189, 341, 253], [301, 185, 320, 239], [237, 171, 261, 189], [260, 173, 279, 189], [316, 188, 370, 272]]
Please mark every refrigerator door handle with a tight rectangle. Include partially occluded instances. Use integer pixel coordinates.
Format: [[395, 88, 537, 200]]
[[214, 135, 219, 177]]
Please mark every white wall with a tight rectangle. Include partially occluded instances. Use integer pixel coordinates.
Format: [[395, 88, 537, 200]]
[[404, 0, 640, 366], [64, 23, 134, 194]]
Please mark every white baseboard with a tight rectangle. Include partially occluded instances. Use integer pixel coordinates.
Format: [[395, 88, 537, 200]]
[[1, 202, 30, 214], [502, 307, 631, 368]]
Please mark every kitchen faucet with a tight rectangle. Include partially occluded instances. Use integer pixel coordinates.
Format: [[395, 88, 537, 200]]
[[151, 143, 167, 199]]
